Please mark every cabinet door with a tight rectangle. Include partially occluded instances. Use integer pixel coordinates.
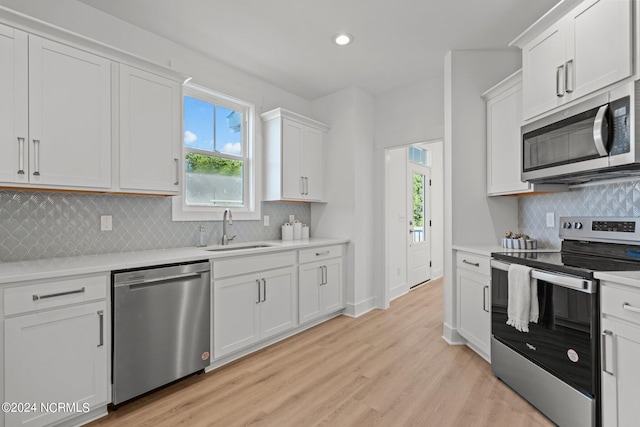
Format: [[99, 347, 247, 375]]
[[601, 317, 640, 427], [303, 126, 323, 200], [28, 36, 111, 189], [568, 0, 632, 100], [214, 274, 261, 358], [4, 301, 107, 427], [0, 24, 28, 184], [281, 118, 304, 199], [487, 80, 530, 195], [522, 21, 567, 119], [260, 267, 297, 339], [119, 65, 181, 194], [299, 262, 323, 324], [457, 269, 491, 357], [321, 259, 343, 314]]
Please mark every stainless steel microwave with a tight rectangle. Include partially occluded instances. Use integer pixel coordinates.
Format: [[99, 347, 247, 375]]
[[521, 81, 640, 184]]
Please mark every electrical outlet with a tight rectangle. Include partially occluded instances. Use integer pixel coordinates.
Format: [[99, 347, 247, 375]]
[[100, 215, 112, 231], [263, 215, 270, 226], [546, 212, 555, 228]]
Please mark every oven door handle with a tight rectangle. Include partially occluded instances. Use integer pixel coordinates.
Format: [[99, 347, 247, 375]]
[[490, 259, 595, 294]]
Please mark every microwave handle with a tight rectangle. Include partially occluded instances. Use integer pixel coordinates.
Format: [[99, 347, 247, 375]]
[[593, 104, 610, 156]]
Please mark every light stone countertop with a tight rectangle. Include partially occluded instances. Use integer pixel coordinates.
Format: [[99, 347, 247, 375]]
[[0, 238, 349, 285], [595, 271, 640, 290]]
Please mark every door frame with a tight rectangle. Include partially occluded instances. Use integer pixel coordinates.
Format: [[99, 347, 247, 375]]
[[383, 140, 443, 306]]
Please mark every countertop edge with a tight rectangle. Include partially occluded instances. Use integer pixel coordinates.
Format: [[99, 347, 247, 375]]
[[453, 245, 559, 257], [0, 238, 350, 285]]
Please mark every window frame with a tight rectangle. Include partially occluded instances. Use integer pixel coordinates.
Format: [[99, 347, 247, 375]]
[[172, 83, 260, 221]]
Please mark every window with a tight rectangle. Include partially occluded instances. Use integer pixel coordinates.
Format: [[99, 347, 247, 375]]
[[172, 84, 258, 221]]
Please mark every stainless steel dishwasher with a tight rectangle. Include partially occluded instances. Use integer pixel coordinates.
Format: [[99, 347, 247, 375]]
[[112, 261, 211, 405]]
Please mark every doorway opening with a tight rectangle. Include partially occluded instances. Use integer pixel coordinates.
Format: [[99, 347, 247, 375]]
[[384, 140, 443, 303]]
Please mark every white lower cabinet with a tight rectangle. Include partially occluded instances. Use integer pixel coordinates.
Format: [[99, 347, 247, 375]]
[[3, 275, 109, 427], [213, 259, 297, 358], [600, 281, 640, 426], [299, 256, 344, 325], [455, 250, 491, 361]]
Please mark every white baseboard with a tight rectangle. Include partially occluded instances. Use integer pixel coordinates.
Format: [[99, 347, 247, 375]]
[[389, 283, 407, 301], [431, 269, 443, 279], [442, 322, 466, 345], [343, 296, 377, 318]]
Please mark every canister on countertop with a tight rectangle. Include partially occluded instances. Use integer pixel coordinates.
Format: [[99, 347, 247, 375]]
[[293, 220, 302, 240], [282, 223, 293, 241], [302, 224, 309, 239]]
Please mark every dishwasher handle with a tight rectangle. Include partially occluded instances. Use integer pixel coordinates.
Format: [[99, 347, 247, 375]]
[[121, 271, 206, 289]]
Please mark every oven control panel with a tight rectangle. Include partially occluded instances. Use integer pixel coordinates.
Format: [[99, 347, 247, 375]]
[[560, 217, 640, 243]]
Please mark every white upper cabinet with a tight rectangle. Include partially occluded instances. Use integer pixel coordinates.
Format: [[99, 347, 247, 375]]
[[0, 27, 111, 190], [118, 64, 181, 194], [0, 25, 28, 185], [519, 0, 633, 120], [28, 36, 112, 189], [262, 108, 329, 202], [483, 70, 566, 196]]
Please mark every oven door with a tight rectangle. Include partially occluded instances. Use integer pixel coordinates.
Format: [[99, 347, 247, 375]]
[[491, 259, 599, 397]]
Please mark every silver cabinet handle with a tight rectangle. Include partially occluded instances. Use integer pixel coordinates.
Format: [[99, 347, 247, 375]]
[[623, 302, 640, 314], [262, 278, 266, 302], [483, 286, 489, 313], [17, 137, 25, 175], [556, 64, 565, 98], [304, 177, 309, 195], [32, 139, 41, 176], [316, 250, 330, 257], [462, 260, 480, 267], [173, 158, 179, 185], [300, 176, 304, 195], [323, 266, 327, 285], [565, 59, 574, 93], [593, 104, 610, 156], [33, 287, 85, 301], [256, 279, 261, 304], [97, 310, 104, 347], [602, 330, 615, 376]]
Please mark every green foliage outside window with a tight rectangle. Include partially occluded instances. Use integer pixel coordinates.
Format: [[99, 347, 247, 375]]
[[413, 173, 424, 228], [186, 153, 243, 176]]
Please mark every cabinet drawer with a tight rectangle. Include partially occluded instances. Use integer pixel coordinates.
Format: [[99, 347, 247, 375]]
[[214, 251, 296, 279], [456, 252, 490, 276], [299, 245, 343, 264], [4, 274, 108, 316], [602, 284, 640, 326]]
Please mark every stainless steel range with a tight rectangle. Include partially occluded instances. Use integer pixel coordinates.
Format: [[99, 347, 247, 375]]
[[491, 217, 640, 427]]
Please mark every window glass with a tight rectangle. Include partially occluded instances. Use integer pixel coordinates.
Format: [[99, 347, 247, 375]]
[[184, 96, 214, 151]]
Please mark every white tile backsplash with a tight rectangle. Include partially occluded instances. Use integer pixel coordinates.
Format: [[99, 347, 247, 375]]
[[519, 179, 640, 249], [0, 191, 311, 262]]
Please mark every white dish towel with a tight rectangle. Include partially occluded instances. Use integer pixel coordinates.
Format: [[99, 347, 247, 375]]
[[506, 264, 539, 332]]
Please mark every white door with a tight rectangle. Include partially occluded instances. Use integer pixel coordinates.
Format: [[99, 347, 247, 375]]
[[407, 163, 431, 288], [0, 24, 28, 184], [298, 262, 323, 325], [4, 302, 108, 427], [28, 36, 111, 189], [213, 274, 261, 358], [260, 267, 297, 339], [119, 64, 181, 193], [321, 258, 343, 314], [303, 126, 322, 200]]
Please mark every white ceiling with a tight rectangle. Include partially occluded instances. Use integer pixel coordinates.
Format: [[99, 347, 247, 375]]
[[80, 0, 559, 100]]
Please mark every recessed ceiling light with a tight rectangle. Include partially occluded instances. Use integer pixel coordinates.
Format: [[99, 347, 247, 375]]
[[333, 33, 354, 46]]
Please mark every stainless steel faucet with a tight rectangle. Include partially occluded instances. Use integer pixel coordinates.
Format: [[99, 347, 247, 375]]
[[222, 208, 236, 245]]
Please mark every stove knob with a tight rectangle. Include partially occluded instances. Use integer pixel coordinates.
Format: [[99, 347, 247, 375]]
[[574, 222, 583, 230], [563, 222, 572, 229]]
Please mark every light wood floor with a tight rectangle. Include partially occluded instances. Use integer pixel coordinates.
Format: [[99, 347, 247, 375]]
[[89, 279, 553, 427]]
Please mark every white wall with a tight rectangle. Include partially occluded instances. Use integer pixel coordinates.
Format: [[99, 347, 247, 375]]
[[443, 50, 520, 343], [385, 147, 408, 300], [311, 87, 376, 316], [374, 76, 445, 307]]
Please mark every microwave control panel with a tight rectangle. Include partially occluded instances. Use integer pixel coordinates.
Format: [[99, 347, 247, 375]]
[[610, 96, 630, 156]]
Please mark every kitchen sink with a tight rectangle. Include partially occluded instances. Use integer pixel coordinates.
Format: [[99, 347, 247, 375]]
[[205, 244, 275, 252]]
